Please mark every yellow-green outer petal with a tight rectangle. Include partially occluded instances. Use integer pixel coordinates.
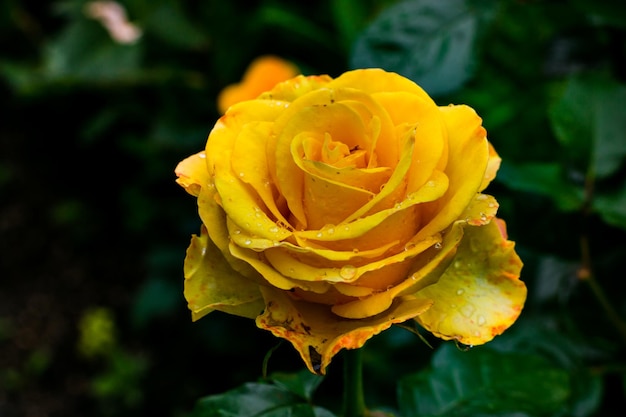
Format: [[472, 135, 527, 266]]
[[413, 220, 526, 345], [184, 226, 265, 321]]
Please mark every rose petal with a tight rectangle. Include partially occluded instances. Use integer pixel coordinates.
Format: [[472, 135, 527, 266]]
[[479, 141, 501, 191], [413, 219, 526, 345], [231, 121, 292, 227], [228, 242, 330, 294], [328, 69, 435, 105], [331, 223, 463, 319], [374, 91, 447, 193], [293, 170, 448, 245], [175, 151, 208, 197], [184, 226, 265, 321], [256, 287, 432, 374], [415, 105, 489, 240]]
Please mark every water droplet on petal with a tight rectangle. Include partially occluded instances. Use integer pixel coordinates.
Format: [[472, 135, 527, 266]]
[[268, 226, 279, 233], [476, 194, 488, 200], [434, 242, 442, 249], [404, 242, 416, 251], [244, 239, 252, 245], [477, 315, 486, 325], [460, 304, 475, 318], [339, 265, 357, 280], [425, 180, 436, 187], [456, 288, 464, 295]]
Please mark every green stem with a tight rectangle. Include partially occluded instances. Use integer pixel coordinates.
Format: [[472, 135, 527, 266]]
[[343, 348, 366, 417]]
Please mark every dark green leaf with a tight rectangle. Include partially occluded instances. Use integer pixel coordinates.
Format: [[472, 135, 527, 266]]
[[548, 74, 626, 179], [497, 161, 585, 211], [42, 18, 142, 82], [350, 0, 495, 96], [189, 382, 336, 417], [397, 344, 571, 417], [269, 368, 325, 401], [593, 181, 626, 230]]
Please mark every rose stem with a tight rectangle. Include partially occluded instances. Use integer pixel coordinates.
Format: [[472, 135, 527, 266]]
[[579, 170, 626, 345], [342, 348, 366, 417]]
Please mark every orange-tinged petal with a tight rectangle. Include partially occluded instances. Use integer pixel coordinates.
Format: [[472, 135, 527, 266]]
[[217, 55, 300, 114], [256, 286, 432, 374], [413, 219, 526, 345], [175, 151, 209, 197], [415, 105, 489, 240], [184, 226, 265, 321]]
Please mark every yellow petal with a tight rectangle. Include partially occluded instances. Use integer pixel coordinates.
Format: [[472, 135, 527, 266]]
[[294, 169, 448, 244], [231, 121, 291, 227], [415, 105, 489, 240], [479, 141, 502, 191], [373, 92, 447, 193], [413, 219, 526, 345], [184, 226, 265, 321], [175, 151, 209, 197], [228, 241, 330, 294], [331, 223, 463, 319], [256, 286, 432, 374], [328, 68, 435, 106]]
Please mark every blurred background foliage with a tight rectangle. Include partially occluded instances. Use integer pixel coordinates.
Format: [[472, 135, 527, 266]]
[[1, 0, 626, 416]]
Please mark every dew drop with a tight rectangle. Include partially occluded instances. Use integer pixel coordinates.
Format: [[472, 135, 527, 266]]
[[488, 202, 496, 208], [244, 239, 252, 245], [425, 180, 436, 187], [460, 304, 476, 318], [456, 288, 464, 295], [454, 261, 462, 269], [476, 194, 488, 200], [233, 229, 241, 235], [404, 242, 416, 251], [238, 172, 245, 178], [434, 242, 442, 249], [268, 226, 279, 233], [339, 265, 357, 280], [477, 315, 486, 326]]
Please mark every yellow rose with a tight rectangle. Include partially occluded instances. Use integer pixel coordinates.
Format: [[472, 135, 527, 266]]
[[176, 68, 526, 375]]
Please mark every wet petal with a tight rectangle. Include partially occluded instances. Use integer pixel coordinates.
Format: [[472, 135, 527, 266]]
[[415, 105, 489, 240], [231, 121, 291, 227], [413, 220, 526, 345], [229, 241, 330, 294], [184, 226, 265, 321], [175, 151, 208, 197], [479, 141, 501, 191], [256, 287, 432, 374]]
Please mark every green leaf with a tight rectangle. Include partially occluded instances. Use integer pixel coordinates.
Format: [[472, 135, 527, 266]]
[[593, 180, 626, 230], [43, 18, 142, 82], [269, 368, 325, 401], [497, 161, 585, 211], [189, 382, 336, 417], [397, 344, 572, 417], [349, 0, 495, 96], [548, 74, 626, 179]]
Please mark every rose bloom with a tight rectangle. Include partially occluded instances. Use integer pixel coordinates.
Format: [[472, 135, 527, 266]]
[[176, 68, 526, 374]]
